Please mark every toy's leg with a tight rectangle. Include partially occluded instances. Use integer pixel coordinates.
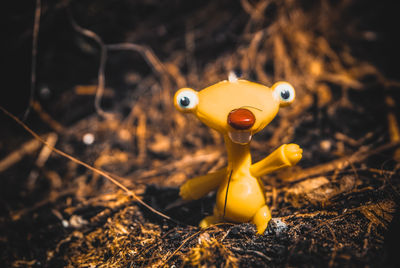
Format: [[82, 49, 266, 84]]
[[251, 205, 272, 234], [199, 206, 221, 228]]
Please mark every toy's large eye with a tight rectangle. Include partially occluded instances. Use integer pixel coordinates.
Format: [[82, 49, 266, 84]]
[[174, 88, 198, 112], [273, 82, 295, 106]]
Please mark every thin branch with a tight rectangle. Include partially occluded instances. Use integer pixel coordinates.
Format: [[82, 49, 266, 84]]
[[32, 101, 65, 132], [23, 0, 41, 120], [0, 138, 41, 173], [162, 229, 204, 265], [162, 224, 231, 266], [69, 13, 113, 119], [231, 246, 272, 262]]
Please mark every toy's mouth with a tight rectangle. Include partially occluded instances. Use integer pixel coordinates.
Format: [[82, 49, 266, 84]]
[[226, 108, 256, 144], [228, 131, 252, 145]]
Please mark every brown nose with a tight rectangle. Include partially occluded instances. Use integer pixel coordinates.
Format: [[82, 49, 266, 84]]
[[227, 108, 255, 130]]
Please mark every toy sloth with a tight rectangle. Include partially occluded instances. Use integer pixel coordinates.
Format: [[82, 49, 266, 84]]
[[174, 77, 302, 234]]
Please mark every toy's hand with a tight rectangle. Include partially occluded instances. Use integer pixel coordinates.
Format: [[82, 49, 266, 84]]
[[179, 181, 194, 200], [284, 144, 303, 166]]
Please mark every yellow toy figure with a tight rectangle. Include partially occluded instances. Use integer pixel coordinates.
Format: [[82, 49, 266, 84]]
[[174, 75, 302, 234]]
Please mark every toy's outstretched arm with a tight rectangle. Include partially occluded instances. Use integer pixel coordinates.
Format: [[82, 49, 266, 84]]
[[180, 168, 227, 200], [250, 144, 302, 178]]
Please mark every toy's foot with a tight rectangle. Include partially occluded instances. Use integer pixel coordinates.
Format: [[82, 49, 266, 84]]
[[252, 205, 272, 234], [199, 215, 220, 229], [264, 218, 288, 236]]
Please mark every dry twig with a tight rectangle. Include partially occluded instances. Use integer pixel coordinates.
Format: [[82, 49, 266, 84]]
[[0, 138, 41, 173], [23, 0, 41, 120], [69, 12, 113, 120]]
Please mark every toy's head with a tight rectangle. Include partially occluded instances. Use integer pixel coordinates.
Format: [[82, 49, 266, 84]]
[[174, 79, 295, 144]]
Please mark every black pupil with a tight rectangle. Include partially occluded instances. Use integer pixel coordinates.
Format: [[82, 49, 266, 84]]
[[281, 90, 290, 100], [180, 96, 190, 107], [233, 67, 242, 78]]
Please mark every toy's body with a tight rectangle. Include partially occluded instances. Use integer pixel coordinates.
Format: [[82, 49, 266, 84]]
[[174, 79, 302, 234]]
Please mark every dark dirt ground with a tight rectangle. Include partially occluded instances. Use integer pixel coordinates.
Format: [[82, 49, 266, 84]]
[[1, 0, 400, 267]]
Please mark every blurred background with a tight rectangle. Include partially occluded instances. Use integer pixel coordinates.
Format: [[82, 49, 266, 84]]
[[1, 0, 400, 266]]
